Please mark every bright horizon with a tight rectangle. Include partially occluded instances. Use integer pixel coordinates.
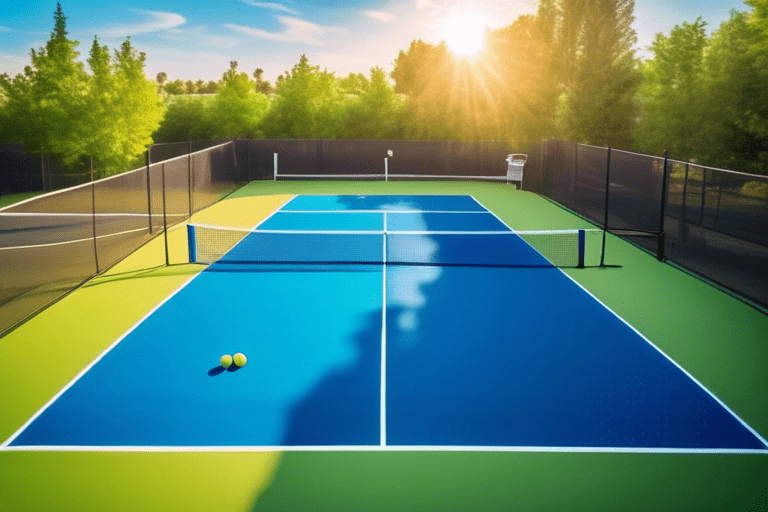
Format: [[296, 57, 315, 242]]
[[0, 0, 751, 83]]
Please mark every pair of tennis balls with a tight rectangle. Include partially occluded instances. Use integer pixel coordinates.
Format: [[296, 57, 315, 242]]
[[220, 353, 247, 369]]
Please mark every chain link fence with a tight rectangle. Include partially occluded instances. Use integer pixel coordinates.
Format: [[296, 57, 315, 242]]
[[526, 139, 768, 311], [0, 141, 244, 336]]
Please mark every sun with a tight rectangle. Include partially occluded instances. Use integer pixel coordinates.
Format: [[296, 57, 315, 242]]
[[445, 15, 486, 57]]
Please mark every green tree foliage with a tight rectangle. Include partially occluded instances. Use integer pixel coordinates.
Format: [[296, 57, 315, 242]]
[[0, 4, 162, 176], [699, 11, 768, 173], [0, 3, 88, 156], [482, 10, 561, 146], [99, 38, 164, 174], [557, 0, 641, 148], [152, 95, 217, 143], [261, 55, 341, 138], [338, 67, 404, 139], [154, 63, 270, 142], [390, 9, 561, 146], [210, 68, 270, 138], [253, 69, 273, 95], [164, 79, 186, 95], [634, 18, 708, 159], [635, 6, 768, 174]]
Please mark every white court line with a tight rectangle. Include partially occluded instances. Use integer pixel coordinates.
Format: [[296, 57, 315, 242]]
[[0, 195, 295, 449], [2, 444, 765, 454], [5, 195, 765, 454], [278, 210, 490, 214], [469, 194, 768, 451], [0, 227, 150, 251], [0, 212, 187, 218], [380, 212, 388, 446]]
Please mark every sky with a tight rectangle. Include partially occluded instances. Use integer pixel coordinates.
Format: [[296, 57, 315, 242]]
[[0, 0, 752, 83]]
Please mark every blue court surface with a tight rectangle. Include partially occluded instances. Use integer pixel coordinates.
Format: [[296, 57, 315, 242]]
[[4, 195, 767, 452]]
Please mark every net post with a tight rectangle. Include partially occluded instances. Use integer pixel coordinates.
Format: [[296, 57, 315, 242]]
[[658, 149, 670, 261], [273, 153, 277, 181], [600, 147, 611, 267], [187, 224, 197, 263], [578, 229, 585, 268], [146, 147, 153, 234], [385, 157, 388, 182], [161, 162, 169, 266]]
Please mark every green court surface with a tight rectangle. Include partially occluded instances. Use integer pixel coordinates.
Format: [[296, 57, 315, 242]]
[[1, 181, 766, 511]]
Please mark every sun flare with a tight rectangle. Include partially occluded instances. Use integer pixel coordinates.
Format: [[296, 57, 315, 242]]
[[445, 15, 485, 56]]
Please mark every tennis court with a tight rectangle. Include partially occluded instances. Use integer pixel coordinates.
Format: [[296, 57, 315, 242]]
[[1, 183, 766, 511], [3, 194, 764, 452]]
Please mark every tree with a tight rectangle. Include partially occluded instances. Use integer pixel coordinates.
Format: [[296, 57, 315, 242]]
[[261, 55, 341, 138], [156, 72, 167, 86], [390, 40, 459, 139], [153, 95, 217, 143], [210, 68, 269, 138], [558, 0, 641, 148], [481, 10, 561, 145], [253, 68, 273, 95], [0, 3, 88, 157], [222, 61, 239, 82], [699, 11, 768, 173], [339, 67, 404, 139], [634, 18, 708, 159]]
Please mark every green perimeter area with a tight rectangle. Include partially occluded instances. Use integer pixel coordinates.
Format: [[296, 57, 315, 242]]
[[0, 191, 44, 208], [1, 180, 766, 511]]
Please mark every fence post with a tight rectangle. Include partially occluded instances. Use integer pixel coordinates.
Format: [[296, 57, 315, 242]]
[[146, 147, 153, 234], [679, 162, 690, 246], [161, 162, 169, 266], [600, 147, 611, 267], [90, 156, 99, 274], [573, 142, 579, 196], [188, 141, 193, 217], [658, 150, 670, 261]]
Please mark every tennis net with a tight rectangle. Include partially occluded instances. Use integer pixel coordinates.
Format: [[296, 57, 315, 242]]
[[187, 224, 604, 268]]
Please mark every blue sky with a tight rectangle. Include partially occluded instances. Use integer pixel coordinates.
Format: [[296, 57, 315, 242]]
[[0, 0, 752, 83]]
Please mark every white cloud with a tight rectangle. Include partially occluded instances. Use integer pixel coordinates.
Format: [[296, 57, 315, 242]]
[[415, 0, 434, 10], [164, 25, 242, 49], [0, 26, 11, 32], [98, 10, 186, 38], [365, 10, 395, 22], [239, 1, 299, 16], [225, 16, 348, 47]]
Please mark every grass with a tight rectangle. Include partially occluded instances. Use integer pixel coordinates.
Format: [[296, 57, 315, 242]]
[[0, 191, 44, 209], [0, 181, 765, 511]]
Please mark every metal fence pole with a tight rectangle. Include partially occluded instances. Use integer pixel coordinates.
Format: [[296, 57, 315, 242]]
[[146, 148, 153, 234], [188, 141, 193, 217], [658, 150, 670, 261], [600, 147, 611, 267], [161, 162, 169, 266], [90, 156, 99, 274]]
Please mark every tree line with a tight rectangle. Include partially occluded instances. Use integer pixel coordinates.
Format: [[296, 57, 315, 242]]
[[1, 1, 767, 178]]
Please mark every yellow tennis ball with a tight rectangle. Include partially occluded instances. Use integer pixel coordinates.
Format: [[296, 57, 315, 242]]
[[220, 354, 233, 368], [233, 352, 247, 367]]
